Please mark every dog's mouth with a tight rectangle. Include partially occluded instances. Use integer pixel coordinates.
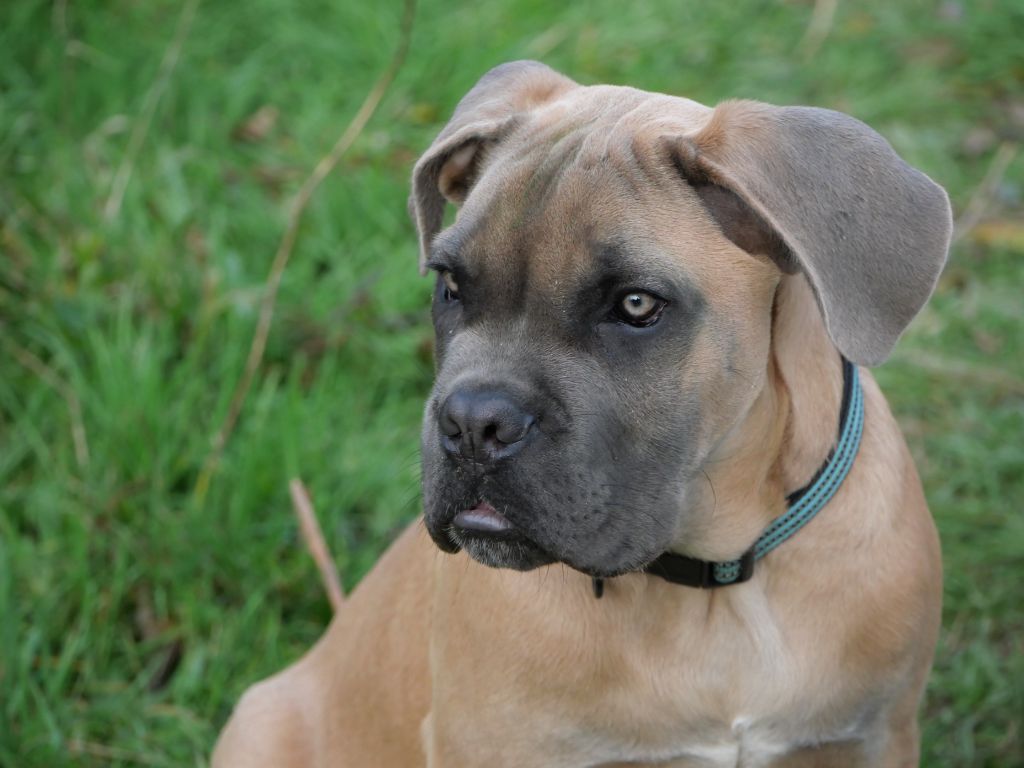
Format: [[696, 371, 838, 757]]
[[430, 499, 657, 578], [453, 501, 515, 536], [439, 501, 557, 572]]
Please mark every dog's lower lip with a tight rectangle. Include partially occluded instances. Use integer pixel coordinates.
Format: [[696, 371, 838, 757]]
[[453, 502, 513, 534]]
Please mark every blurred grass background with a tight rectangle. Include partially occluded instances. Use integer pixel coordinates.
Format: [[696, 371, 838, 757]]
[[1, 0, 1022, 765]]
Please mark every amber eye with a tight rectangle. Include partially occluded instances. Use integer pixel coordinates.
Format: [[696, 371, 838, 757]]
[[614, 291, 665, 326], [440, 270, 460, 302]]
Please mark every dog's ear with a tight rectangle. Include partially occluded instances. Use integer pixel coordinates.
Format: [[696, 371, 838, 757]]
[[410, 61, 576, 273], [669, 100, 952, 366]]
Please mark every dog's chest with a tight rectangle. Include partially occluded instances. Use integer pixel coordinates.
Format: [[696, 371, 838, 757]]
[[432, 561, 893, 767], [566, 591, 882, 767]]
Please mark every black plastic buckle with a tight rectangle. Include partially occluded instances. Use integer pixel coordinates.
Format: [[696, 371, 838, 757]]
[[734, 548, 757, 585], [643, 547, 756, 589]]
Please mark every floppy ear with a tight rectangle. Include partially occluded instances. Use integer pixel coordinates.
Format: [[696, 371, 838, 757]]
[[410, 60, 576, 273], [669, 100, 953, 366]]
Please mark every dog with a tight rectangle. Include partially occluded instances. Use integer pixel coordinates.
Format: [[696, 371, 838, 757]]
[[212, 61, 951, 767]]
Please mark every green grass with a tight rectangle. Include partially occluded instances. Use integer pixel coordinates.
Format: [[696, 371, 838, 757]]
[[1, 0, 1022, 765]]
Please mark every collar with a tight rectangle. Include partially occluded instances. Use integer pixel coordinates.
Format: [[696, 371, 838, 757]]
[[593, 357, 864, 598]]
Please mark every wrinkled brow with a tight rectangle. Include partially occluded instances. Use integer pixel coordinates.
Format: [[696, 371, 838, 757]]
[[427, 228, 470, 269]]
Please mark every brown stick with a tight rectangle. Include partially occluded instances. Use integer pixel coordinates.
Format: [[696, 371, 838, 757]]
[[289, 478, 345, 613], [194, 0, 417, 501]]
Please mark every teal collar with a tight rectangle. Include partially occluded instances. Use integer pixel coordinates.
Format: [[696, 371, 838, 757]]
[[594, 357, 864, 597]]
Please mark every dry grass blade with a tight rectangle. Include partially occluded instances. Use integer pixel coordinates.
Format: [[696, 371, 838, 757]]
[[901, 349, 1024, 395], [194, 0, 417, 501], [800, 0, 839, 60], [103, 0, 200, 221], [954, 142, 1019, 243], [290, 478, 346, 613], [4, 336, 90, 469]]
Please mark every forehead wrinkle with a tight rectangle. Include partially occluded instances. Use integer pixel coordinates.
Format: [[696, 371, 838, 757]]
[[548, 88, 655, 165], [515, 128, 589, 220], [448, 133, 589, 294], [516, 158, 657, 299], [430, 228, 468, 265]]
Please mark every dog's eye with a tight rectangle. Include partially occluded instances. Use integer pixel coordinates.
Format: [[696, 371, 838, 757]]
[[614, 291, 665, 326], [440, 270, 460, 302]]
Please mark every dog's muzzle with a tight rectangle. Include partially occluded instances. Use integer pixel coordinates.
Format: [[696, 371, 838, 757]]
[[424, 383, 558, 570]]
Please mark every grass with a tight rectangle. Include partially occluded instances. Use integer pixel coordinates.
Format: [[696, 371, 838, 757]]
[[1, 0, 1022, 765]]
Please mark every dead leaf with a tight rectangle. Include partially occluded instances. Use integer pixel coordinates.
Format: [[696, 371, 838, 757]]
[[233, 105, 279, 143], [962, 127, 998, 158], [407, 102, 438, 125], [972, 329, 1002, 355], [970, 219, 1024, 252]]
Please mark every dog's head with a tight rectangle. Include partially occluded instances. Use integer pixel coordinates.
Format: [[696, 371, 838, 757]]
[[411, 61, 951, 577]]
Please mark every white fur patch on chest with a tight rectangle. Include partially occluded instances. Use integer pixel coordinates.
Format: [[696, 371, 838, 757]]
[[664, 715, 865, 768], [660, 724, 786, 768], [592, 714, 865, 768], [728, 716, 792, 767]]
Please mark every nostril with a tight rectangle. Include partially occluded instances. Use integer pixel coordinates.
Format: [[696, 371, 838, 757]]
[[438, 387, 536, 461], [493, 415, 534, 445], [438, 395, 465, 439]]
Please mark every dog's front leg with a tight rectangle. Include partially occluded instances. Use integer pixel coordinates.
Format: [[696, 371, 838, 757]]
[[875, 718, 922, 768], [766, 720, 921, 768]]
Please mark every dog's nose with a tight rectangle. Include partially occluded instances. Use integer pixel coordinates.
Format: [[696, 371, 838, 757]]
[[438, 389, 535, 462]]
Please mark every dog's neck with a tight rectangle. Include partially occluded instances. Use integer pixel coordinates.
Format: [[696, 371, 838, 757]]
[[672, 274, 844, 561]]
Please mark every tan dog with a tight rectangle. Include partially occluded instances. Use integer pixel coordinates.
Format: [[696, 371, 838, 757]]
[[213, 62, 950, 767]]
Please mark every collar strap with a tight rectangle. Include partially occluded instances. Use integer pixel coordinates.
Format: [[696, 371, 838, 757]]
[[596, 358, 864, 595]]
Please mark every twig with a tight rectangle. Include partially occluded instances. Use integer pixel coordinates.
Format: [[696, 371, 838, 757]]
[[193, 0, 416, 501], [3, 336, 90, 469], [289, 478, 345, 613], [953, 142, 1019, 243], [103, 0, 200, 221], [800, 0, 839, 60]]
